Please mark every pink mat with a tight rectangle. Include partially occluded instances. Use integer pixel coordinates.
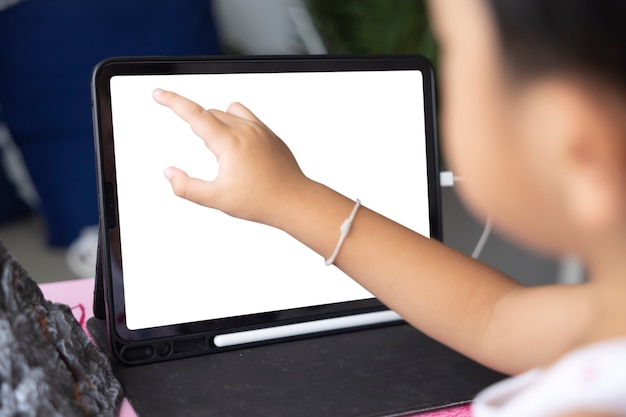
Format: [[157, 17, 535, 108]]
[[40, 278, 471, 417]]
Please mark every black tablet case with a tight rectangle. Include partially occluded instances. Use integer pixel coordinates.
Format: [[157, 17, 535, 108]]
[[91, 58, 504, 414], [92, 226, 505, 417], [88, 318, 505, 417]]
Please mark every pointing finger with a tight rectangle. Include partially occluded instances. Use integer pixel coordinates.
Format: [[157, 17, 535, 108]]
[[153, 89, 227, 152]]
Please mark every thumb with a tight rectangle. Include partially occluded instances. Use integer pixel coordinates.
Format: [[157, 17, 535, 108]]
[[164, 167, 216, 207]]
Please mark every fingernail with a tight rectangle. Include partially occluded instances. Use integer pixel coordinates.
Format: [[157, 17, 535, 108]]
[[164, 167, 173, 180], [153, 88, 164, 98]]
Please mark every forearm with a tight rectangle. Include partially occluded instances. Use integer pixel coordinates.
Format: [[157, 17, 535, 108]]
[[277, 179, 522, 371]]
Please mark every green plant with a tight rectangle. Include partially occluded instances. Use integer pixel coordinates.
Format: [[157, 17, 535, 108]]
[[306, 0, 437, 66]]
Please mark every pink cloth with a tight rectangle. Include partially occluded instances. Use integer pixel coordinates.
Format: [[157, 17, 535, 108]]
[[39, 278, 470, 417], [422, 404, 471, 416]]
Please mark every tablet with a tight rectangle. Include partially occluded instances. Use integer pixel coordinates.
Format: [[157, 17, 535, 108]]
[[91, 55, 441, 365]]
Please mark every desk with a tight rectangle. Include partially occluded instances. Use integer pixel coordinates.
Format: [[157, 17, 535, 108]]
[[40, 278, 471, 417]]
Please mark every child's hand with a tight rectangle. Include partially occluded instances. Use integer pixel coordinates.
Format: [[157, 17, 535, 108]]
[[153, 89, 308, 226]]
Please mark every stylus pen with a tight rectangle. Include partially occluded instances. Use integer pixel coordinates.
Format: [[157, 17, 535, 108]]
[[213, 310, 403, 347]]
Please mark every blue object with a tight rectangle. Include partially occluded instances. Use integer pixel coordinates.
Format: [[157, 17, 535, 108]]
[[0, 149, 31, 223], [0, 0, 221, 245]]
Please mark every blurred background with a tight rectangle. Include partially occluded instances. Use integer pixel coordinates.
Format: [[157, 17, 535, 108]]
[[0, 0, 578, 285]]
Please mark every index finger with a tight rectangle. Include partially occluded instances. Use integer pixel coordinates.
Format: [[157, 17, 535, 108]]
[[153, 88, 228, 150]]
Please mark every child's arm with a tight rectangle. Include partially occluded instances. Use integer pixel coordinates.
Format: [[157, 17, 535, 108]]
[[154, 89, 592, 375]]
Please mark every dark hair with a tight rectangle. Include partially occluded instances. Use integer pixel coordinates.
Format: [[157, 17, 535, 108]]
[[487, 0, 626, 91]]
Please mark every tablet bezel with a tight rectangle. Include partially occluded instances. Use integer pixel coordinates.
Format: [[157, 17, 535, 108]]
[[91, 55, 441, 364]]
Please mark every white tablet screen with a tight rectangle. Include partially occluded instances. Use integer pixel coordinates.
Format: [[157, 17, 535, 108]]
[[109, 70, 429, 330]]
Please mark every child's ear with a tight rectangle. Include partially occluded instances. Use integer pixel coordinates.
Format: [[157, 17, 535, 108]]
[[545, 80, 626, 233]]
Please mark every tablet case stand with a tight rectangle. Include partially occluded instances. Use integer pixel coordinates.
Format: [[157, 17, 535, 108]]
[[92, 228, 505, 417], [93, 223, 106, 320]]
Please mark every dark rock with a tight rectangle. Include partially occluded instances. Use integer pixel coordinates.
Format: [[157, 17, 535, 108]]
[[0, 241, 123, 416]]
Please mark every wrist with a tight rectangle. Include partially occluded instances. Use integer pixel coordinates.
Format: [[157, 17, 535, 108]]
[[272, 179, 358, 262]]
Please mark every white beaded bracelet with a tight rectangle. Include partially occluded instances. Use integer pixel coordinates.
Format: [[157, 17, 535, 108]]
[[324, 199, 361, 266]]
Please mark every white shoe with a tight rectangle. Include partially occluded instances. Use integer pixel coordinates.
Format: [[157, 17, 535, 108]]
[[66, 225, 99, 278]]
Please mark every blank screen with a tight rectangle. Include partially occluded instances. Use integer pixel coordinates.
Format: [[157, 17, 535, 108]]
[[109, 70, 429, 330]]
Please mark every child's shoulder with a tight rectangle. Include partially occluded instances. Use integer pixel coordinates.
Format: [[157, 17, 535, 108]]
[[472, 337, 626, 417]]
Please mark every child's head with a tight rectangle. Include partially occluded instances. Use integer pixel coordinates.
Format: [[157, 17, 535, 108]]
[[428, 0, 626, 260]]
